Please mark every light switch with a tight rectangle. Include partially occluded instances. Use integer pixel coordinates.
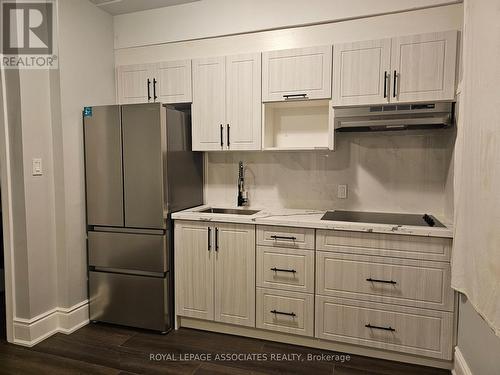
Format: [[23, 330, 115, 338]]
[[32, 158, 42, 176], [337, 184, 348, 199]]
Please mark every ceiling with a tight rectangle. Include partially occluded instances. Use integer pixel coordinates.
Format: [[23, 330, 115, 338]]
[[90, 0, 201, 15]]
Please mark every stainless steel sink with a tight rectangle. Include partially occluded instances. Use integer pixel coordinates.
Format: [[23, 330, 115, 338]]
[[199, 208, 260, 215]]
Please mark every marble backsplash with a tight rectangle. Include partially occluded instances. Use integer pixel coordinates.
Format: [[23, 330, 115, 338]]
[[205, 130, 455, 219]]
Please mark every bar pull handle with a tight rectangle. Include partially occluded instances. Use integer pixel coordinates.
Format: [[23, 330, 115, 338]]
[[365, 323, 396, 332], [270, 235, 297, 241], [208, 227, 211, 251], [383, 71, 388, 98], [271, 267, 296, 274], [215, 227, 219, 252], [283, 94, 308, 100], [271, 310, 296, 317], [366, 278, 397, 285], [147, 79, 151, 101], [153, 78, 157, 101], [393, 70, 397, 98], [227, 124, 230, 148], [220, 124, 224, 148]]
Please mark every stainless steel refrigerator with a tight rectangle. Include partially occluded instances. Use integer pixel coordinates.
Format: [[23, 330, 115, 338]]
[[83, 103, 203, 332]]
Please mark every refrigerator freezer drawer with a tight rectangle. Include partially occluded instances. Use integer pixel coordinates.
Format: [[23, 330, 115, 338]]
[[88, 231, 167, 273], [89, 271, 170, 332]]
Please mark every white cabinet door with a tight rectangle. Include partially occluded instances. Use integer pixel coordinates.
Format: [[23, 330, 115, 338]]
[[155, 60, 192, 104], [262, 46, 332, 101], [391, 30, 457, 103], [174, 221, 214, 321], [226, 53, 261, 150], [192, 57, 226, 151], [333, 39, 392, 105], [215, 223, 256, 327], [117, 64, 155, 104]]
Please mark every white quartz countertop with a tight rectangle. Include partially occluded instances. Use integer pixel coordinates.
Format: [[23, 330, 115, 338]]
[[171, 205, 454, 238]]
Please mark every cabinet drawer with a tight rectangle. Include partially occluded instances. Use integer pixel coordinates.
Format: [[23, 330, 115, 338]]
[[316, 230, 452, 261], [315, 296, 453, 360], [316, 252, 453, 311], [257, 246, 314, 293], [88, 231, 167, 273], [256, 288, 314, 337], [257, 225, 314, 250]]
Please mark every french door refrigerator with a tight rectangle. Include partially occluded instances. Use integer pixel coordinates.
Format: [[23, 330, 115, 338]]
[[83, 103, 203, 332]]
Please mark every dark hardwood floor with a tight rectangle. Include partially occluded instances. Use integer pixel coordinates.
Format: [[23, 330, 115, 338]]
[[0, 319, 450, 375]]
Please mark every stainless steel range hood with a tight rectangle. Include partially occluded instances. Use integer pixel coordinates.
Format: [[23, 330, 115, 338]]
[[333, 102, 454, 132]]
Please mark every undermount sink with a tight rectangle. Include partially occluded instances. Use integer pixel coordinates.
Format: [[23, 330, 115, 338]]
[[199, 208, 260, 215]]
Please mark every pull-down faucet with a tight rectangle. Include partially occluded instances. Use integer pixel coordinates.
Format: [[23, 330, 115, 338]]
[[237, 161, 248, 207]]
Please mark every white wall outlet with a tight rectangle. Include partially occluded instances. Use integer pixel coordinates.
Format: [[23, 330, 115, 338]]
[[337, 184, 348, 199], [32, 158, 43, 176]]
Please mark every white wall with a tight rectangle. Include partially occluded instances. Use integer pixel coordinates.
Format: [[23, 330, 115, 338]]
[[114, 0, 461, 49], [115, 3, 463, 64], [54, 0, 116, 309], [0, 0, 115, 342], [452, 0, 500, 373]]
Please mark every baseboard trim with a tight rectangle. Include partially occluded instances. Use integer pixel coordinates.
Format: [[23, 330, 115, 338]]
[[452, 347, 473, 375], [13, 300, 89, 347]]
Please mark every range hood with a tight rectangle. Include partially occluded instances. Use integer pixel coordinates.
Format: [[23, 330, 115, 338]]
[[333, 102, 454, 132]]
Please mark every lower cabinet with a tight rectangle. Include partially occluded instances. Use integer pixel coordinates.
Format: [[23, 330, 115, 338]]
[[175, 221, 256, 327], [256, 288, 314, 337], [315, 296, 454, 360]]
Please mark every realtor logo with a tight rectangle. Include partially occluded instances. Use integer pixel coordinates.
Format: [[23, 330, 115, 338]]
[[1, 0, 58, 69]]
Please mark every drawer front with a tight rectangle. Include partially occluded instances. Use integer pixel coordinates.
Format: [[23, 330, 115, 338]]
[[316, 230, 452, 261], [256, 288, 314, 337], [89, 231, 167, 273], [316, 252, 454, 311], [89, 271, 169, 331], [315, 296, 453, 360], [257, 246, 314, 293], [257, 225, 315, 250]]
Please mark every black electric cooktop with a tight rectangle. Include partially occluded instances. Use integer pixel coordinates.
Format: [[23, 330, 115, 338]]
[[321, 210, 445, 228]]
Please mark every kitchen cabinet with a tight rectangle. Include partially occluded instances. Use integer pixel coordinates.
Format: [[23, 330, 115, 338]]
[[155, 60, 192, 103], [117, 60, 192, 104], [215, 223, 256, 327], [391, 31, 457, 103], [332, 31, 457, 106], [174, 221, 214, 321], [333, 39, 392, 106], [262, 46, 332, 102], [175, 221, 256, 327], [117, 64, 156, 104], [192, 53, 261, 151]]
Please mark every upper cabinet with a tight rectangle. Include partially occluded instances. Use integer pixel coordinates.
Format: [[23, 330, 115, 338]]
[[192, 53, 261, 151], [155, 60, 192, 103], [391, 31, 457, 103], [333, 31, 458, 106], [117, 60, 192, 105], [333, 39, 391, 106], [262, 46, 332, 102], [117, 64, 156, 104]]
